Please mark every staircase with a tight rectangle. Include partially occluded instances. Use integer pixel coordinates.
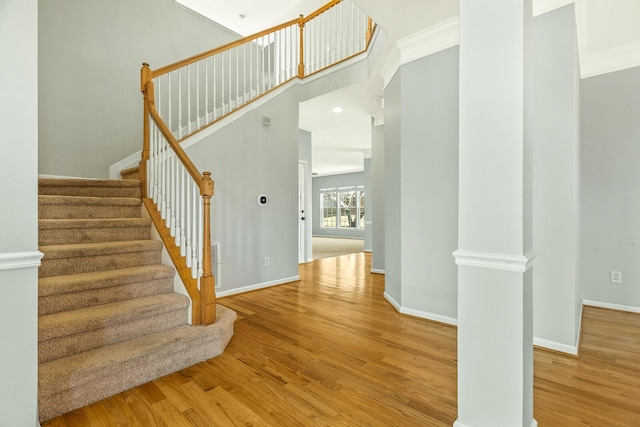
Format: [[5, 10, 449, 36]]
[[37, 178, 236, 422]]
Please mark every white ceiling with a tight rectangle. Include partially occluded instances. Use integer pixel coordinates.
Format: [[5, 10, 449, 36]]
[[177, 0, 640, 176]]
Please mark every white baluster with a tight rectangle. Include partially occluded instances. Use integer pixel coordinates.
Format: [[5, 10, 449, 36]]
[[196, 61, 201, 130], [205, 58, 209, 125], [191, 182, 198, 278], [170, 155, 176, 235], [187, 64, 192, 134], [213, 55, 217, 120], [197, 197, 204, 278], [185, 175, 192, 269]]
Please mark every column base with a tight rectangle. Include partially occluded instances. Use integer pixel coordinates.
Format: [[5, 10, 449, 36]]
[[454, 419, 538, 427]]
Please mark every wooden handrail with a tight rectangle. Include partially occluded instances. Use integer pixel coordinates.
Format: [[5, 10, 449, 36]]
[[302, 0, 341, 22], [141, 64, 216, 325], [150, 17, 301, 79]]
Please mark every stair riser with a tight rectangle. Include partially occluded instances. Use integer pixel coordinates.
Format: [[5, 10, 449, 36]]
[[39, 204, 140, 219], [39, 277, 175, 316], [39, 226, 151, 245], [39, 250, 162, 278], [39, 186, 141, 199], [39, 309, 187, 363]]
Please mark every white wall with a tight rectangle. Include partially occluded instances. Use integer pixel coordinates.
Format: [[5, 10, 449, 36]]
[[38, 0, 239, 178], [532, 5, 581, 352], [185, 88, 301, 295], [0, 0, 40, 424], [580, 65, 640, 309]]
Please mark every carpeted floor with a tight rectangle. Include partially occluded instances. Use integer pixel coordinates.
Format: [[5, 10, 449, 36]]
[[312, 236, 364, 259]]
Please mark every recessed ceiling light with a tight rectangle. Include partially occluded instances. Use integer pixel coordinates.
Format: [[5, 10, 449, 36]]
[[332, 106, 343, 113]]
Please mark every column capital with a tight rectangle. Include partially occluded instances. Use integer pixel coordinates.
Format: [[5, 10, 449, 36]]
[[453, 249, 537, 273]]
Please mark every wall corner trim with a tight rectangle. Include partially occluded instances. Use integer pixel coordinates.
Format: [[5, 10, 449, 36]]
[[453, 249, 537, 273], [0, 251, 44, 271]]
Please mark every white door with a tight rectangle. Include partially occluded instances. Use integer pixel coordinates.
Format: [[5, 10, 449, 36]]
[[298, 162, 306, 263]]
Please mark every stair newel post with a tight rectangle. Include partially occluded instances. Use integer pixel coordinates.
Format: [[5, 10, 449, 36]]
[[140, 63, 152, 199], [200, 172, 217, 325], [297, 14, 306, 78]]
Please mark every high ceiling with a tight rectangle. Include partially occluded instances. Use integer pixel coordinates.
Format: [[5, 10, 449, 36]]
[[177, 0, 640, 176]]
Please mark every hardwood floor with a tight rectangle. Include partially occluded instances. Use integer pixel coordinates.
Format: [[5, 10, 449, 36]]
[[42, 253, 640, 426]]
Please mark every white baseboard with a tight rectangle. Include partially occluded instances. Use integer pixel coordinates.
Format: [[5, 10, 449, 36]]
[[108, 150, 141, 179], [533, 337, 578, 356], [383, 292, 401, 311], [582, 299, 640, 314], [0, 251, 43, 271], [38, 174, 97, 180], [216, 276, 300, 298], [363, 249, 372, 253], [370, 268, 385, 275], [455, 418, 537, 427], [383, 292, 457, 326]]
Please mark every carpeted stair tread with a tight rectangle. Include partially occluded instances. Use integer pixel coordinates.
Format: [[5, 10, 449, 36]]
[[40, 240, 161, 260], [38, 195, 141, 207], [39, 265, 174, 297], [38, 305, 237, 421], [38, 218, 151, 245], [39, 218, 151, 230], [39, 195, 141, 219], [38, 293, 189, 342], [39, 178, 141, 198]]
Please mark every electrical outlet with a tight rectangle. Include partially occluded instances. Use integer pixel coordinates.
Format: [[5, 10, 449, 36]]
[[264, 257, 270, 267], [610, 271, 622, 283]]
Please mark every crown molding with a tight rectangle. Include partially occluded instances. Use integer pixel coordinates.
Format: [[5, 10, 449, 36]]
[[579, 39, 640, 79], [396, 16, 460, 66]]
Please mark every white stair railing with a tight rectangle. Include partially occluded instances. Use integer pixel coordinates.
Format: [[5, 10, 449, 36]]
[[146, 0, 373, 142]]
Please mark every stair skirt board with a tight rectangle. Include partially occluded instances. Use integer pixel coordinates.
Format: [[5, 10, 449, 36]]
[[37, 178, 236, 422]]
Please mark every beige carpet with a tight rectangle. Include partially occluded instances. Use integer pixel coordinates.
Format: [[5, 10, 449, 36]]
[[313, 236, 364, 259], [38, 178, 236, 421]]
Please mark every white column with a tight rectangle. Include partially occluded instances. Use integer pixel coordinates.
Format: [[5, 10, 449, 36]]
[[454, 0, 536, 426]]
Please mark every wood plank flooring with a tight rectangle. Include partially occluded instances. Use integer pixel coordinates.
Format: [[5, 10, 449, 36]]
[[42, 253, 640, 426]]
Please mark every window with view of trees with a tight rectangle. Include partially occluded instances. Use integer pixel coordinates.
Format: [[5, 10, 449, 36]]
[[320, 186, 365, 229]]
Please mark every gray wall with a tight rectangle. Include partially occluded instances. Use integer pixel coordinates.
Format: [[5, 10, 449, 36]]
[[312, 172, 366, 239], [38, 0, 239, 178], [384, 48, 459, 321], [0, 0, 40, 424], [580, 66, 640, 308], [384, 71, 402, 304], [186, 88, 301, 294], [532, 5, 581, 350], [371, 123, 385, 272]]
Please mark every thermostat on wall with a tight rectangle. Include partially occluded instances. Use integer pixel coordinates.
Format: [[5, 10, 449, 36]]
[[257, 194, 268, 206]]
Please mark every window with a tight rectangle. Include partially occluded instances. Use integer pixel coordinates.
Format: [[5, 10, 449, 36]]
[[321, 186, 365, 229]]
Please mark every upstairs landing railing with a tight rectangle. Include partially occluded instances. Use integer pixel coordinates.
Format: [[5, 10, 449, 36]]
[[140, 0, 375, 325]]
